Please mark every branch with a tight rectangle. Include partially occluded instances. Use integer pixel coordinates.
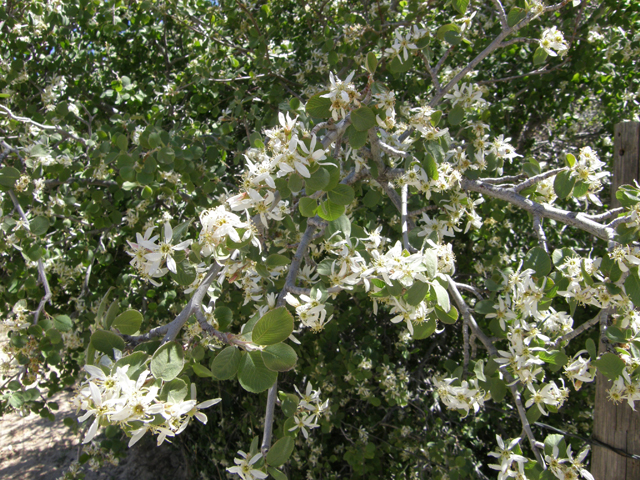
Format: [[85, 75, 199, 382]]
[[0, 105, 87, 146], [9, 191, 52, 324], [477, 57, 570, 86], [584, 208, 624, 222], [555, 310, 606, 347], [476, 174, 527, 185], [490, 0, 509, 29], [447, 277, 545, 467], [459, 177, 614, 241], [430, 9, 543, 107], [400, 183, 411, 251], [276, 217, 324, 307], [533, 214, 548, 252], [124, 262, 222, 344], [261, 382, 278, 456], [514, 167, 567, 192]]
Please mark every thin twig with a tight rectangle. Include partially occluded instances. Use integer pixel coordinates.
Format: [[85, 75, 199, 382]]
[[9, 191, 52, 324], [533, 214, 548, 252]]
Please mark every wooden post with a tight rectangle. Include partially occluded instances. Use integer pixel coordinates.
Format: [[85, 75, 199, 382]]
[[591, 122, 640, 479]]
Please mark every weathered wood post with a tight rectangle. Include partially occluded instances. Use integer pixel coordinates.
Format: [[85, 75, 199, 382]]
[[591, 122, 640, 479]]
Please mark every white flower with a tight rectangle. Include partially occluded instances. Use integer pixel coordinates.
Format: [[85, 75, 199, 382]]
[[227, 451, 268, 480], [540, 26, 569, 57], [141, 222, 192, 274]]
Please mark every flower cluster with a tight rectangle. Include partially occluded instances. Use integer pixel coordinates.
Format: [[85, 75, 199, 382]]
[[321, 71, 360, 121], [432, 375, 487, 417], [285, 289, 333, 333], [539, 26, 569, 57], [488, 435, 527, 480], [384, 26, 427, 64], [75, 359, 220, 447]]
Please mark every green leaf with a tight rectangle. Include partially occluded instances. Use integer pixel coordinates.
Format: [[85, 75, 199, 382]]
[[112, 309, 143, 335], [347, 126, 367, 149], [281, 393, 300, 417], [103, 299, 119, 329], [533, 47, 548, 66], [553, 170, 575, 199], [431, 283, 450, 311], [306, 167, 330, 192], [306, 92, 332, 118], [474, 300, 496, 315], [53, 315, 73, 332], [565, 153, 576, 168], [592, 353, 625, 381], [451, 0, 469, 14], [435, 305, 458, 325], [424, 153, 438, 180], [0, 166, 20, 188], [423, 249, 438, 278], [430, 110, 442, 127], [252, 307, 294, 346], [507, 7, 526, 27], [238, 351, 278, 393], [210, 346, 242, 380], [586, 338, 597, 358], [363, 189, 382, 209], [412, 316, 437, 339], [444, 30, 462, 45], [267, 436, 295, 467], [523, 247, 552, 277], [266, 254, 291, 267], [157, 146, 175, 164], [90, 329, 125, 355], [489, 377, 507, 402], [351, 106, 376, 132], [267, 467, 288, 480], [96, 287, 114, 327], [288, 172, 304, 193], [389, 54, 413, 73], [262, 343, 298, 372], [113, 351, 149, 380], [215, 306, 233, 330], [317, 200, 345, 221], [365, 52, 378, 74], [159, 378, 188, 403], [406, 281, 429, 306], [436, 24, 460, 42], [150, 341, 184, 381], [537, 350, 568, 367], [191, 362, 214, 378], [326, 215, 351, 239], [299, 197, 317, 217], [30, 216, 50, 236], [249, 132, 264, 148], [170, 260, 197, 286], [447, 105, 465, 125], [327, 184, 355, 206], [624, 271, 640, 306]]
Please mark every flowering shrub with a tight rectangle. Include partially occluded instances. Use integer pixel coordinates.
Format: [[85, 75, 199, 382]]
[[1, 0, 640, 479]]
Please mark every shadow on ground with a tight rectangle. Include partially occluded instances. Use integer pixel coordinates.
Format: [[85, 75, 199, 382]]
[[0, 391, 189, 480]]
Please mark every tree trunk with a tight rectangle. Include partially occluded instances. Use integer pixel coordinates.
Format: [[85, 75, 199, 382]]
[[591, 122, 640, 479]]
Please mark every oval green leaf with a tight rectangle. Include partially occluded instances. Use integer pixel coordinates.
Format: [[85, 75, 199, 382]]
[[210, 346, 242, 380], [238, 351, 278, 393], [262, 343, 298, 372], [252, 307, 294, 346], [150, 341, 185, 381]]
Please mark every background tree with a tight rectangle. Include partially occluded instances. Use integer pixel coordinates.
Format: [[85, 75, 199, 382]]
[[1, 0, 639, 479]]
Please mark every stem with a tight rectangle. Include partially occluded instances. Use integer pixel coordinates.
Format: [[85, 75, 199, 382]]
[[447, 277, 545, 467], [261, 381, 278, 456], [9, 191, 52, 324]]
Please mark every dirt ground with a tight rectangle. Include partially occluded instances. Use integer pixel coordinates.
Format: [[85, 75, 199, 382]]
[[0, 390, 190, 480]]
